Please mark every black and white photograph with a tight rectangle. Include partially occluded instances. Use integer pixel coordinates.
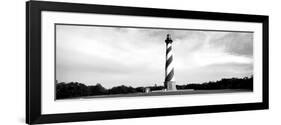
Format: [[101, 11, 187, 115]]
[[55, 24, 254, 100], [25, 1, 269, 124]]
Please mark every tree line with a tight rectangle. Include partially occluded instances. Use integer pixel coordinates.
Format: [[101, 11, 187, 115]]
[[56, 76, 253, 99], [176, 76, 253, 90], [56, 83, 144, 99]]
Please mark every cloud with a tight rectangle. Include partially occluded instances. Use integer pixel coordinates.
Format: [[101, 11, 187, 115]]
[[209, 32, 253, 57], [176, 62, 253, 83]]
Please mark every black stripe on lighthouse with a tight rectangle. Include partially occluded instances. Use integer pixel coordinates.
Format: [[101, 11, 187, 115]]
[[165, 56, 173, 68], [166, 46, 172, 55], [165, 68, 174, 81]]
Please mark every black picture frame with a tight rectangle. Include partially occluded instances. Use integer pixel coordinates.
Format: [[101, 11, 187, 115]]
[[26, 1, 269, 124]]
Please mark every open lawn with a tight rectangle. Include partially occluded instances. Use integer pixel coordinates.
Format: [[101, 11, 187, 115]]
[[59, 89, 252, 100]]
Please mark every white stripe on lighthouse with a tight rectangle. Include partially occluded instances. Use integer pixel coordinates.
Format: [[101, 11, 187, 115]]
[[167, 45, 173, 58]]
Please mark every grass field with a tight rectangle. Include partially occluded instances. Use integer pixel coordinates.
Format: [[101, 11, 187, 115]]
[[60, 89, 252, 100]]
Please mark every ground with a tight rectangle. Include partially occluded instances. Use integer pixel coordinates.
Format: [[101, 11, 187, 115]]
[[59, 89, 252, 100]]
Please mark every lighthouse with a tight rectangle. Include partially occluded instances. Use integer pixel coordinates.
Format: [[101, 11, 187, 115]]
[[164, 34, 177, 91]]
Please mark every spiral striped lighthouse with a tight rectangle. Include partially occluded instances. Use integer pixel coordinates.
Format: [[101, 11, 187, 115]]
[[164, 34, 177, 91]]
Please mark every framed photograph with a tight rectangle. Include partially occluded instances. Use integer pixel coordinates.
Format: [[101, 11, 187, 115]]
[[26, 1, 269, 124]]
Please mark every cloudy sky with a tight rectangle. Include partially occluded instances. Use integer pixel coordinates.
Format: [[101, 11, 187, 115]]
[[56, 24, 253, 88]]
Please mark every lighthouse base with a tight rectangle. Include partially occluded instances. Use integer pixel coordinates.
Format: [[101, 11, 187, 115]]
[[164, 81, 177, 91]]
